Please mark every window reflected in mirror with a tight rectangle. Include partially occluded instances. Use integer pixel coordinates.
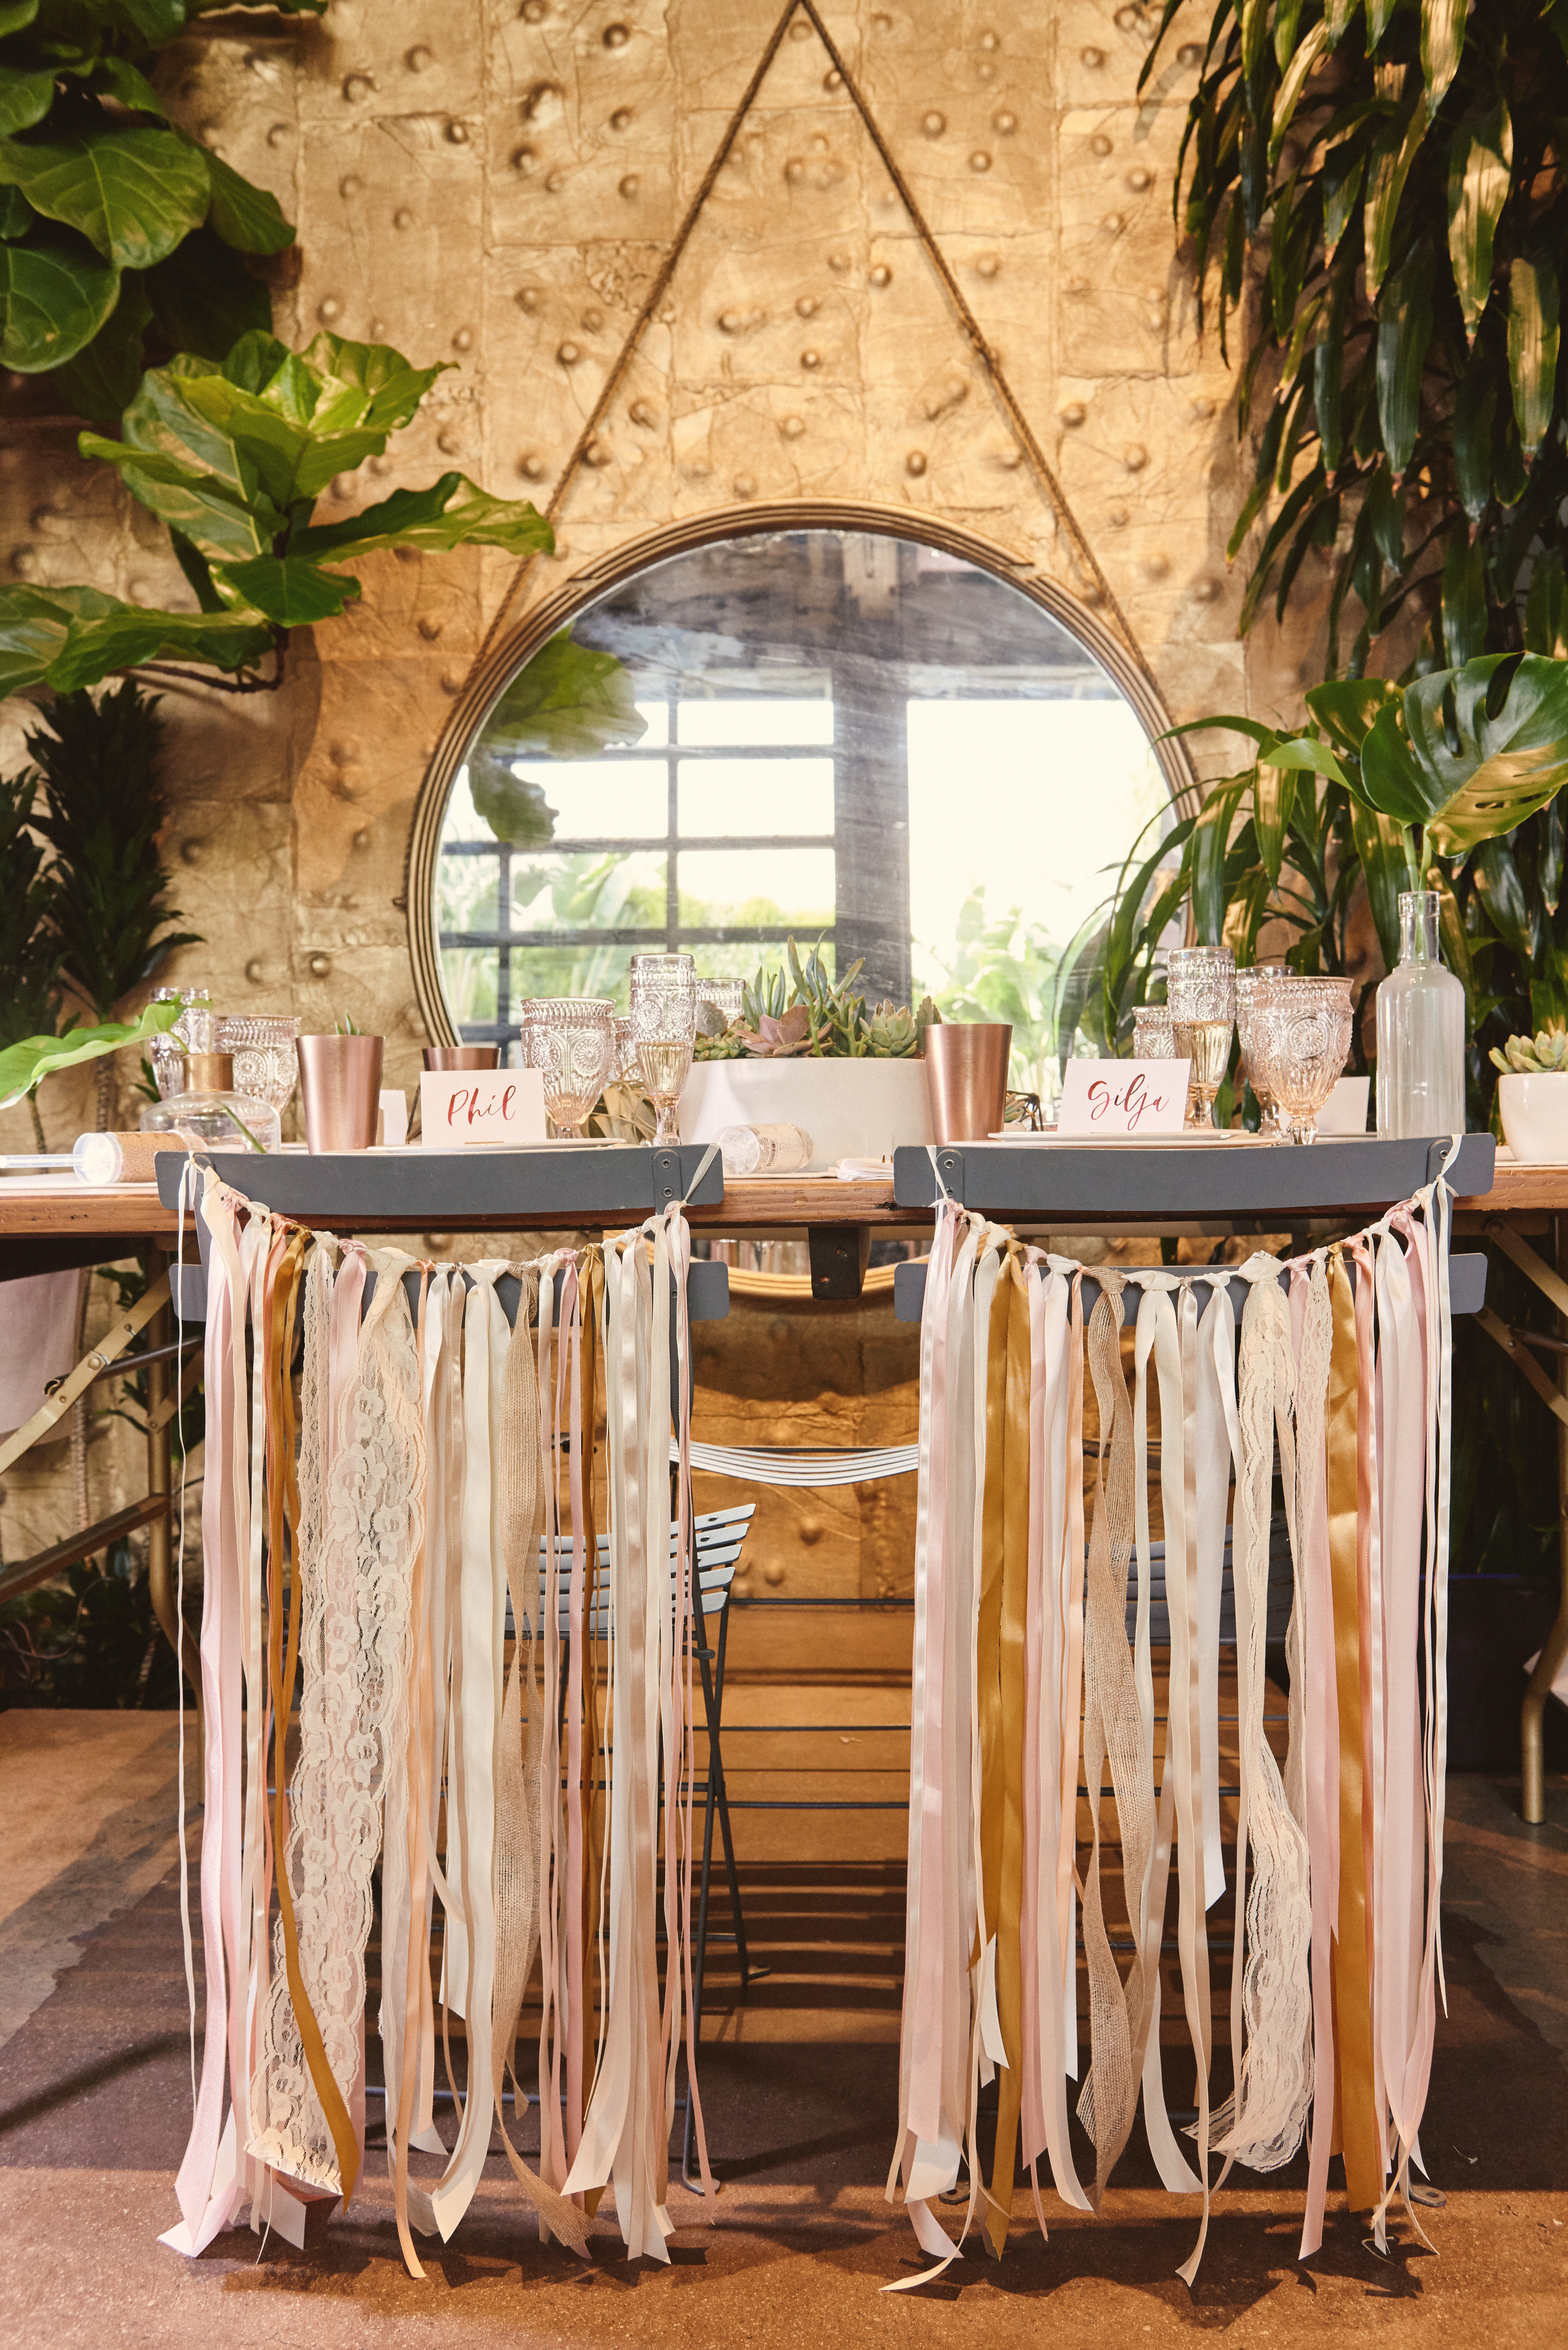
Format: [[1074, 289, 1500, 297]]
[[434, 528, 1168, 1096]]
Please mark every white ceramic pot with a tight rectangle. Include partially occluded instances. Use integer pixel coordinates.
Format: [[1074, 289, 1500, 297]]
[[679, 1055, 933, 1173], [1497, 1071, 1568, 1162]]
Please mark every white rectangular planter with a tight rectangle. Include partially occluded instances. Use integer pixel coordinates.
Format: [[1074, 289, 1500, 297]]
[[679, 1055, 932, 1173]]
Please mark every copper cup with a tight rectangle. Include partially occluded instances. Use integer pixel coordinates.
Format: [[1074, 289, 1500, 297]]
[[921, 1023, 1012, 1143], [421, 1045, 500, 1071], [296, 1034, 384, 1152]]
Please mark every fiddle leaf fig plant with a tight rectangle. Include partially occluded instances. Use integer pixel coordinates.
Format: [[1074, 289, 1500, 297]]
[[0, 328, 558, 696], [0, 0, 323, 408]]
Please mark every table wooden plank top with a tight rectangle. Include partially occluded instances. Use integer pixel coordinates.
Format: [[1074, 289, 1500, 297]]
[[0, 1156, 1552, 1241]]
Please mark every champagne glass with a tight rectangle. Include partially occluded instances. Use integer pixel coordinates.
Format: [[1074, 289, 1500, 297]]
[[629, 952, 696, 1145], [531, 997, 615, 1137], [1166, 946, 1236, 1128], [1246, 976, 1354, 1144], [1235, 962, 1292, 1138]]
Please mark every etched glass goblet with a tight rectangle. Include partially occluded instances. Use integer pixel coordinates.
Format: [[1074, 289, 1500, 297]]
[[1235, 963, 1292, 1138], [1247, 976, 1354, 1145], [630, 952, 696, 1146], [530, 997, 614, 1137], [1166, 946, 1236, 1128]]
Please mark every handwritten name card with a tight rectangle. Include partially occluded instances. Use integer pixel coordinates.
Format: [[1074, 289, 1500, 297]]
[[418, 1067, 547, 1148], [1058, 1057, 1191, 1138]]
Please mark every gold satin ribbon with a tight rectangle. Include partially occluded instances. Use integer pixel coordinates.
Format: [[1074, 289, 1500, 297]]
[[983, 1257, 1031, 2254], [1326, 1251, 1380, 2214], [262, 1231, 362, 2207]]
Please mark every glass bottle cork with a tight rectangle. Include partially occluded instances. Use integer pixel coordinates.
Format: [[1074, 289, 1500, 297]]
[[138, 1049, 281, 1153]]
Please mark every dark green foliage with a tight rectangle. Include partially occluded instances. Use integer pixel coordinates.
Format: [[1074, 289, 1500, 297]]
[[1148, 0, 1568, 675], [0, 1544, 185, 1707], [24, 679, 198, 1018], [0, 763, 57, 1050], [0, 0, 321, 405]]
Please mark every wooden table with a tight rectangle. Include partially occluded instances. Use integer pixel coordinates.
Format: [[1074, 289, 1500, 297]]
[[3, 1146, 1564, 1819]]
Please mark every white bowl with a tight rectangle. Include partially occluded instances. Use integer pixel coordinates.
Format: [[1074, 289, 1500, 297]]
[[679, 1055, 932, 1173], [1496, 1071, 1568, 1162]]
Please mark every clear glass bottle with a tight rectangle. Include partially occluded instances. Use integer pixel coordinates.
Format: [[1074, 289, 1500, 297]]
[[138, 1050, 281, 1153], [1376, 890, 1466, 1137], [150, 985, 214, 1100]]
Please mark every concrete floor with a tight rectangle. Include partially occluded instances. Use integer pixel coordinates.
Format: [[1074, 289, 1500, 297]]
[[1, 1714, 1565, 2348]]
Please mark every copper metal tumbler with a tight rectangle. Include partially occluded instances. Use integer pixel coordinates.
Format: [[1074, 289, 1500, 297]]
[[296, 1034, 384, 1152], [921, 1023, 1012, 1143], [421, 1045, 500, 1071]]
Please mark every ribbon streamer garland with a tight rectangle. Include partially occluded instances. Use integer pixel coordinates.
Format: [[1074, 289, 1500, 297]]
[[161, 1154, 1457, 2290], [888, 1156, 1458, 2285]]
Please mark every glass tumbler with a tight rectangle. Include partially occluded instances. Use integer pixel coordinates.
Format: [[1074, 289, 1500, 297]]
[[1132, 1003, 1175, 1058], [1246, 976, 1354, 1144], [530, 997, 614, 1137], [1166, 946, 1236, 1128], [1235, 963, 1292, 1137], [629, 952, 696, 1145]]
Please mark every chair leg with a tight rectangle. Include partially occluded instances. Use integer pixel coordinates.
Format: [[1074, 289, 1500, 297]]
[[704, 1607, 762, 1988]]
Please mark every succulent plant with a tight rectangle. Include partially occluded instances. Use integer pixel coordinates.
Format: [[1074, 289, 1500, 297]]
[[734, 938, 923, 1059], [867, 1002, 919, 1056], [1490, 1025, 1568, 1076]]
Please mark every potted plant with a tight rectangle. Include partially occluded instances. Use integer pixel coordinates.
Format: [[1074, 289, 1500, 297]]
[[1491, 1026, 1568, 1162], [679, 941, 935, 1171]]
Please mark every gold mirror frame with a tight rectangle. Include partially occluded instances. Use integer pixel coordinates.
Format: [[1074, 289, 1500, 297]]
[[406, 500, 1197, 1048]]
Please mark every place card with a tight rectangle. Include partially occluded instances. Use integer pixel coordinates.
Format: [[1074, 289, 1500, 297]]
[[1057, 1056, 1191, 1138], [418, 1067, 546, 1147]]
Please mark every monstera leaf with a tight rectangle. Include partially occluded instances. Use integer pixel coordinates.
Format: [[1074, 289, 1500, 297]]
[[1310, 654, 1568, 868]]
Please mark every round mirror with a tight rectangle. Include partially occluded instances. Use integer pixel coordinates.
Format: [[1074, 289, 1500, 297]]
[[410, 515, 1183, 1096]]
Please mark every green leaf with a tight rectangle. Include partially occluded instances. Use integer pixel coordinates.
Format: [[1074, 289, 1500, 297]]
[[1348, 796, 1406, 968], [1440, 528, 1487, 665], [0, 184, 30, 237], [0, 997, 181, 1112], [0, 67, 53, 139], [1420, 0, 1466, 109], [1191, 777, 1251, 943], [1266, 734, 1351, 784], [0, 218, 116, 369], [1156, 711, 1280, 750], [48, 269, 150, 425], [69, 57, 166, 116], [1360, 699, 1433, 823], [1446, 101, 1511, 344], [1376, 239, 1435, 477], [145, 223, 271, 357], [1322, 147, 1365, 259], [0, 2, 40, 33], [1475, 835, 1533, 962], [202, 150, 296, 257], [212, 553, 359, 625], [1363, 93, 1428, 304], [1452, 333, 1497, 520], [77, 431, 276, 560], [0, 127, 209, 270], [291, 472, 554, 563], [1253, 761, 1297, 884], [481, 628, 648, 764], [1270, 20, 1329, 163], [1525, 548, 1568, 657], [1406, 653, 1568, 853], [0, 582, 274, 695], [1307, 676, 1401, 756], [294, 330, 447, 433], [1507, 253, 1561, 461]]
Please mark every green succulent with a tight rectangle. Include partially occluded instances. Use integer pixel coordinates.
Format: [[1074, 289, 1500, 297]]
[[867, 1002, 919, 1057], [1490, 1025, 1568, 1076], [735, 937, 923, 1059]]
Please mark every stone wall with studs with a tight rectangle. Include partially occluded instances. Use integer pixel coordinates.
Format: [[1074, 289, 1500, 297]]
[[0, 0, 1322, 1552]]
